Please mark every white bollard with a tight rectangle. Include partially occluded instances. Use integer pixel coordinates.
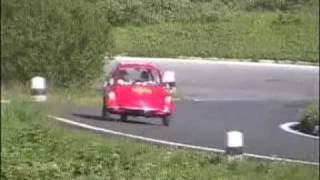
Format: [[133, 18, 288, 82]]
[[225, 131, 244, 160], [31, 76, 47, 102], [314, 125, 319, 135], [163, 71, 176, 93]]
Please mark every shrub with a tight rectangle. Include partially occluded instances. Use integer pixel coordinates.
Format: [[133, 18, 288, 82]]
[[246, 0, 314, 11], [272, 13, 302, 25], [299, 103, 319, 135], [103, 0, 230, 26], [1, 0, 113, 87]]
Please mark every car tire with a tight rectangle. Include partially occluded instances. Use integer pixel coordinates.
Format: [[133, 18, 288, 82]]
[[162, 115, 171, 126], [120, 115, 127, 122], [102, 104, 111, 120]]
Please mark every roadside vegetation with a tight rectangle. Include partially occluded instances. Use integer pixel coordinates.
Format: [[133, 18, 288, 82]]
[[112, 0, 319, 63], [1, 0, 113, 87], [1, 0, 319, 179], [298, 103, 319, 136], [113, 12, 318, 62], [2, 101, 319, 179], [2, 0, 319, 90], [2, 84, 185, 108]]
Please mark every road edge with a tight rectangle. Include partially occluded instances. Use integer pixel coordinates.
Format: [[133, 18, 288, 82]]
[[280, 122, 319, 139], [111, 56, 319, 69], [49, 115, 319, 166]]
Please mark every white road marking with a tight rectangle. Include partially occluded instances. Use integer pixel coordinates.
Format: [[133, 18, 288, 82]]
[[49, 115, 319, 166], [114, 56, 318, 70], [190, 98, 263, 102], [280, 122, 319, 139], [188, 96, 319, 102]]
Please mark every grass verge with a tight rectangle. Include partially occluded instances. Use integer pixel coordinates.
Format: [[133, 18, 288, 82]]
[[1, 83, 102, 107], [113, 11, 319, 63], [2, 85, 186, 108], [1, 98, 319, 179]]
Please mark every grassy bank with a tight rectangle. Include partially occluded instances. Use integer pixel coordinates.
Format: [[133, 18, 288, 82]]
[[113, 10, 319, 63], [1, 84, 186, 108], [1, 86, 102, 107], [2, 99, 319, 179]]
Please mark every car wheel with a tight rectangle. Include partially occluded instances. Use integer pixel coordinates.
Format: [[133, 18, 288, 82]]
[[162, 115, 171, 126], [120, 115, 127, 122], [102, 104, 111, 120]]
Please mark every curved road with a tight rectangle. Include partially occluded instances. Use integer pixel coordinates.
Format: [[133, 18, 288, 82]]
[[56, 57, 319, 163]]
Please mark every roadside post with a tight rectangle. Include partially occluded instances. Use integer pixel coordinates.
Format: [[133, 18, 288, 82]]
[[31, 76, 47, 102], [163, 71, 176, 93], [225, 131, 244, 161]]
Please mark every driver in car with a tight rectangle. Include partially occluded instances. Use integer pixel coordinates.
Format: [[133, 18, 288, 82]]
[[135, 71, 156, 85], [117, 70, 132, 85]]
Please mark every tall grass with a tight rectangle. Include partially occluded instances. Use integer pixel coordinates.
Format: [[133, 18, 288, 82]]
[[110, 0, 318, 62], [114, 10, 319, 62]]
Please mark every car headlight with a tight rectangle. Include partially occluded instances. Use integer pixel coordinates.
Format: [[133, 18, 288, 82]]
[[164, 106, 169, 112], [165, 96, 172, 103], [108, 91, 116, 99]]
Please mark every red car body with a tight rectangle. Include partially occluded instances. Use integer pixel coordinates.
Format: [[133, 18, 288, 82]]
[[102, 62, 174, 126]]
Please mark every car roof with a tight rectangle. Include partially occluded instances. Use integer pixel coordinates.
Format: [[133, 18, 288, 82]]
[[117, 62, 158, 70]]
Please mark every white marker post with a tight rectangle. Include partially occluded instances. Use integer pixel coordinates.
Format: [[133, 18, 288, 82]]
[[31, 76, 47, 102], [225, 131, 244, 160], [163, 71, 176, 93]]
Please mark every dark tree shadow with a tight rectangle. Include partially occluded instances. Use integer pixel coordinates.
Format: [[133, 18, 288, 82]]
[[72, 113, 157, 126]]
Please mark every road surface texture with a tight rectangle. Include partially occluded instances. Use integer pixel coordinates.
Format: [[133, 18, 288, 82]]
[[56, 57, 319, 163]]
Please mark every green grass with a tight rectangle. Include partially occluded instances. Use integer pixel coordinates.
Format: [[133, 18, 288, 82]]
[[2, 97, 319, 179], [1, 83, 102, 107], [2, 84, 185, 108], [113, 10, 319, 63]]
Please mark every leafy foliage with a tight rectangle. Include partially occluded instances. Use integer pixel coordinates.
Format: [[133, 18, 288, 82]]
[[300, 103, 319, 135], [1, 0, 318, 87], [114, 10, 319, 62], [112, 0, 318, 62], [104, 0, 229, 26], [245, 0, 315, 11], [1, 0, 113, 87], [100, 0, 317, 24]]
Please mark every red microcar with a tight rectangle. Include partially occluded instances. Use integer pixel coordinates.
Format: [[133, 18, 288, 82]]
[[102, 62, 176, 126]]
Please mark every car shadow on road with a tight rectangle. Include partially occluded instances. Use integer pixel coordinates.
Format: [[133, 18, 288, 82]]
[[72, 113, 156, 126]]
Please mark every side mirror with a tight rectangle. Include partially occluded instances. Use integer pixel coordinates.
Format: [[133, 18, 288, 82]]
[[162, 71, 176, 93]]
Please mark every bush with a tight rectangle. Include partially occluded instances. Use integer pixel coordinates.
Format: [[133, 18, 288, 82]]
[[1, 0, 113, 87], [246, 0, 314, 11], [103, 0, 230, 26], [272, 13, 302, 25], [300, 103, 319, 135]]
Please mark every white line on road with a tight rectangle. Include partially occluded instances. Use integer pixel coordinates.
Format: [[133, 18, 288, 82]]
[[280, 122, 319, 139], [49, 115, 319, 166], [190, 98, 264, 102], [114, 56, 319, 70], [189, 97, 319, 102]]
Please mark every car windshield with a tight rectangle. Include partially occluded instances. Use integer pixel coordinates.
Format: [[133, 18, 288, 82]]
[[115, 67, 161, 86]]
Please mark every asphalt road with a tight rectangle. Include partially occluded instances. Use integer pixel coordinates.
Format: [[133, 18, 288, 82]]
[[57, 57, 319, 162], [111, 57, 319, 101]]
